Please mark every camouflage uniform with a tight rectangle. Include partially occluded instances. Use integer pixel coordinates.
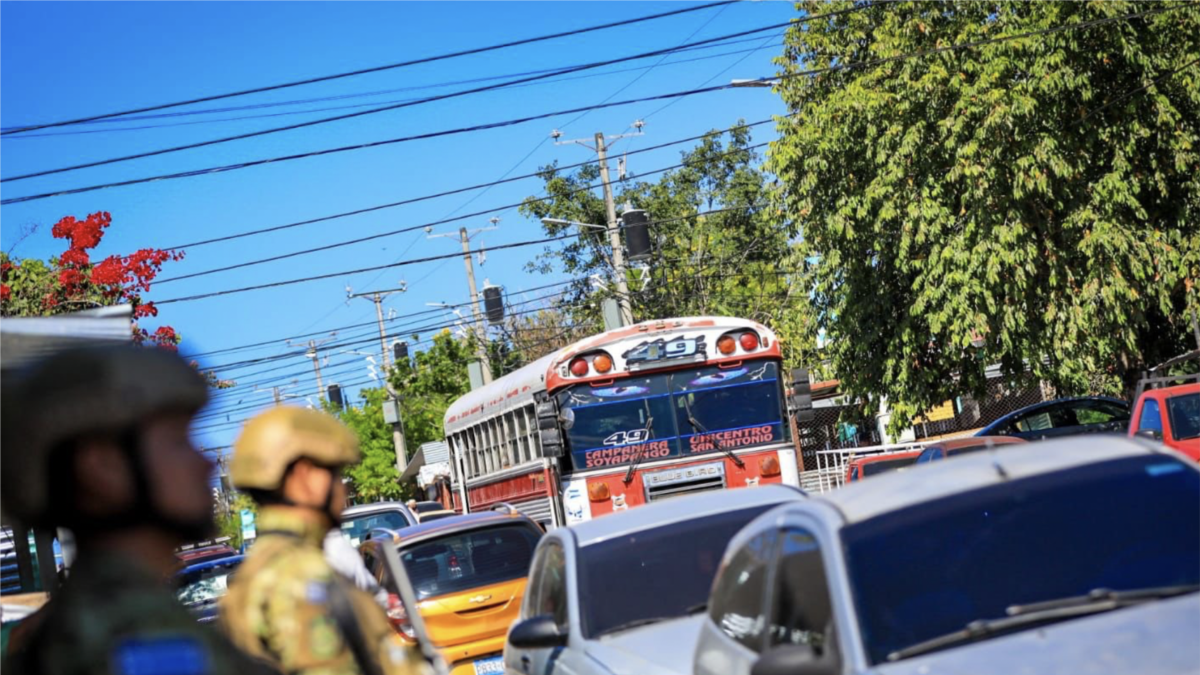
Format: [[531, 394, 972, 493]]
[[222, 508, 421, 675], [0, 345, 277, 675], [219, 407, 429, 675], [5, 552, 277, 675]]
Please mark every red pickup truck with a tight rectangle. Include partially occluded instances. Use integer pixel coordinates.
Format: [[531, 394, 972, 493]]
[[1128, 353, 1200, 461]]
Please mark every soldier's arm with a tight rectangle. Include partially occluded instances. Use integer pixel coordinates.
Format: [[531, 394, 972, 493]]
[[260, 560, 359, 675]]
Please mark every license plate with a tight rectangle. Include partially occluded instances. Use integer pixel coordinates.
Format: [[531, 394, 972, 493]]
[[473, 655, 504, 675]]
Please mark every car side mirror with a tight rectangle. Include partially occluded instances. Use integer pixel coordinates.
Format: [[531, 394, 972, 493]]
[[1135, 428, 1163, 442], [751, 644, 838, 675], [508, 614, 567, 649]]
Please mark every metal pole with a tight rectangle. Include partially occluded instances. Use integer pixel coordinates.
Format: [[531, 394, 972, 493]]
[[594, 132, 634, 326], [373, 293, 392, 370], [307, 341, 325, 401], [273, 387, 282, 405], [1192, 305, 1200, 351], [459, 227, 493, 384]]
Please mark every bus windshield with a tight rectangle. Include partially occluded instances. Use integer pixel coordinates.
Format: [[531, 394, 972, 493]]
[[557, 361, 785, 472]]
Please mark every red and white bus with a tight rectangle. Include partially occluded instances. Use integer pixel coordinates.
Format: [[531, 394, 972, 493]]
[[442, 316, 800, 528]]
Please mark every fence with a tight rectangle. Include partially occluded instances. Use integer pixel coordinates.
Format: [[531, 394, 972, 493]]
[[795, 376, 1051, 488]]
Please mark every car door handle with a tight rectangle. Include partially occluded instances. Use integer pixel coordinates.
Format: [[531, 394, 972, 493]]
[[520, 654, 532, 674]]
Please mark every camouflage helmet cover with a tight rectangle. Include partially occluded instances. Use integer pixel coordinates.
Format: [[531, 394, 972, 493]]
[[230, 406, 359, 492], [1, 344, 210, 527]]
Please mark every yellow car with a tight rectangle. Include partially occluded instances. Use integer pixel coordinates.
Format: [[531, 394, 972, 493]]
[[361, 505, 543, 675]]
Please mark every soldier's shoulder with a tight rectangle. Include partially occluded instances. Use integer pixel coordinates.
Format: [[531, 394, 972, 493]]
[[242, 541, 335, 593]]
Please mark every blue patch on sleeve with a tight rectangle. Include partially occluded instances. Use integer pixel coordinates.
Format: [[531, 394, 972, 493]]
[[112, 636, 210, 675], [306, 581, 330, 604]]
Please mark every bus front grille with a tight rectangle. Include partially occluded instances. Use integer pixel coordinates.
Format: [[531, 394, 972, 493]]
[[642, 461, 727, 502]]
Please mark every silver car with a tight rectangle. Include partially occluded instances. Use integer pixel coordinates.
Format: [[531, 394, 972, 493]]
[[338, 501, 418, 548], [503, 485, 806, 675], [693, 436, 1200, 675]]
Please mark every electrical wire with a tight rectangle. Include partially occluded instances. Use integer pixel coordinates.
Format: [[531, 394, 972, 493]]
[[4, 2, 1171, 205], [153, 204, 768, 305], [0, 0, 741, 135], [152, 140, 773, 284], [0, 17, 801, 182]]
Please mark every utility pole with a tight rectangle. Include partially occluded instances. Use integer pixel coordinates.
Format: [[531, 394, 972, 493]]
[[347, 284, 407, 370], [551, 122, 644, 326], [429, 219, 498, 385], [286, 334, 336, 403]]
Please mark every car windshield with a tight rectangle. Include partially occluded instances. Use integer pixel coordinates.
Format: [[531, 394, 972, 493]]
[[1167, 393, 1200, 441], [176, 563, 239, 607], [576, 504, 777, 639], [398, 524, 541, 600], [558, 361, 785, 472], [842, 455, 1200, 665], [340, 510, 412, 548]]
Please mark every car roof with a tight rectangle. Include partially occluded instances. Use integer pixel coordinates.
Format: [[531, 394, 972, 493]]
[[816, 436, 1167, 525], [1143, 383, 1200, 398], [851, 450, 921, 466], [343, 501, 414, 517], [982, 396, 1129, 431], [177, 554, 244, 577], [926, 435, 1026, 452], [373, 510, 536, 548], [567, 484, 804, 548]]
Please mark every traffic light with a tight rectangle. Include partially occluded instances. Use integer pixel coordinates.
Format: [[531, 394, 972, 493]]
[[483, 285, 504, 324], [328, 384, 344, 410], [620, 209, 653, 262], [790, 367, 814, 424], [393, 341, 409, 364]]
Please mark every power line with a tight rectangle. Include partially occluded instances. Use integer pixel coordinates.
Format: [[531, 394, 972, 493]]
[[153, 139, 773, 284], [4, 2, 1167, 205], [1, 41, 783, 138], [0, 0, 740, 136], [154, 204, 767, 306], [163, 118, 778, 251], [0, 18, 799, 182]]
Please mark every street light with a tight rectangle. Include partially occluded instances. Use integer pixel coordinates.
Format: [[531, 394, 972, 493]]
[[730, 78, 781, 88]]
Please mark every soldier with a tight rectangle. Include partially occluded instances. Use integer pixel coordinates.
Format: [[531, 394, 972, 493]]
[[220, 406, 429, 675], [0, 345, 277, 674]]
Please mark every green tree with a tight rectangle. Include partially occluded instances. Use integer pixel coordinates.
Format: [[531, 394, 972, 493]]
[[214, 492, 256, 550], [520, 124, 819, 370], [769, 1, 1199, 430], [335, 330, 475, 501]]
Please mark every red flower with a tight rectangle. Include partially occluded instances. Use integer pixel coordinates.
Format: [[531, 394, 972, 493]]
[[59, 248, 90, 267], [133, 302, 159, 318], [1, 284, 10, 302], [51, 212, 110, 252]]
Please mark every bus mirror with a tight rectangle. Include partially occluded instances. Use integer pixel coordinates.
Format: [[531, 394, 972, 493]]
[[540, 429, 565, 458]]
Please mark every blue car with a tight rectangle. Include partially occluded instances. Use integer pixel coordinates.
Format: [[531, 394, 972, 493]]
[[977, 396, 1129, 441], [176, 555, 243, 623]]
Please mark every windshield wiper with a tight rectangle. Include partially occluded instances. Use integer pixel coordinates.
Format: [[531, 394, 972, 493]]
[[682, 395, 745, 468], [888, 584, 1200, 662], [623, 401, 655, 484]]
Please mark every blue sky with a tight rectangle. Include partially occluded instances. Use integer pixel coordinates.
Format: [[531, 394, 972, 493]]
[[0, 1, 791, 453]]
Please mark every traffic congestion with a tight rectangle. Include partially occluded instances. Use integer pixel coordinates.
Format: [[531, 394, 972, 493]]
[[2, 1, 1199, 674]]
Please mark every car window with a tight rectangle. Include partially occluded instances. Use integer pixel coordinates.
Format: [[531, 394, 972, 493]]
[[525, 541, 568, 629], [1013, 405, 1074, 432], [399, 523, 541, 600], [709, 529, 780, 652], [861, 456, 917, 477], [340, 510, 413, 547], [1167, 393, 1200, 441], [768, 529, 832, 654], [1138, 399, 1164, 433], [1072, 400, 1129, 426]]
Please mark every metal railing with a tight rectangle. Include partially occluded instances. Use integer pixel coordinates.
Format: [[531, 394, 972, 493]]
[[800, 441, 938, 494]]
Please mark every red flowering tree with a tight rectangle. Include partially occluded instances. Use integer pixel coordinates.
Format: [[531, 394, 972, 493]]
[[2, 211, 184, 349]]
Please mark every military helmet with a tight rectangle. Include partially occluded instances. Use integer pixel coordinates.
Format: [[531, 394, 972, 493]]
[[230, 406, 359, 492], [1, 344, 209, 528]]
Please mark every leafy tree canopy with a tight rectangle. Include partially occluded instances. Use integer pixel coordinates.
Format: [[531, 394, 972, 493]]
[[769, 0, 1199, 429]]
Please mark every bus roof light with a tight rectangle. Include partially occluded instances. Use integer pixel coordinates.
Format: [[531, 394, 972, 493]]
[[569, 358, 590, 377], [739, 332, 760, 351], [593, 353, 613, 374], [760, 456, 782, 478], [717, 335, 737, 355]]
